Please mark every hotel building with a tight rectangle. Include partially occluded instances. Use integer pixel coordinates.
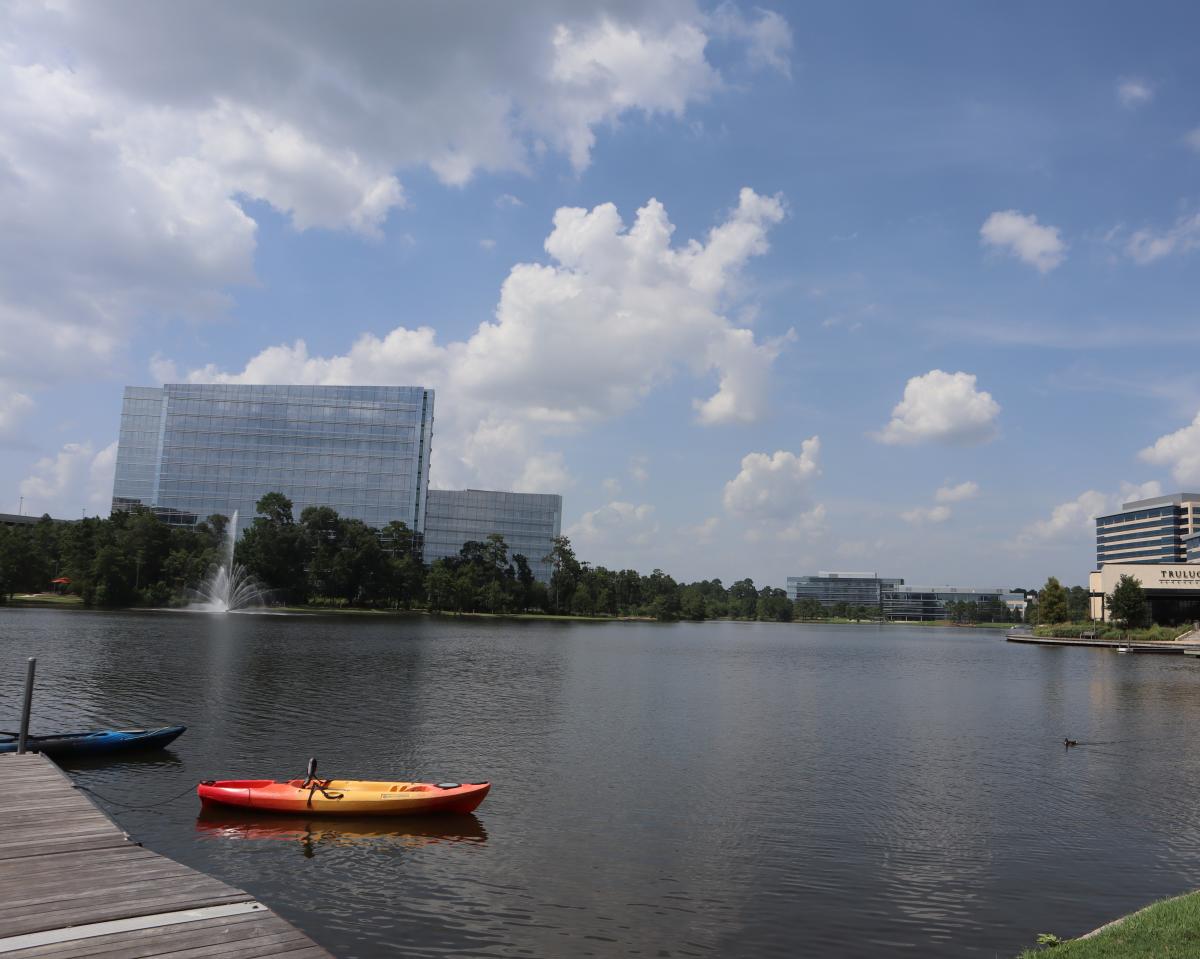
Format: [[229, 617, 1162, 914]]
[[111, 384, 435, 533], [1094, 493, 1200, 566], [423, 489, 563, 584], [1089, 493, 1200, 624]]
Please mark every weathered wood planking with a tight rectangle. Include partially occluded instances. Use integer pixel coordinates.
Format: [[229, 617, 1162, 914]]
[[0, 753, 333, 958]]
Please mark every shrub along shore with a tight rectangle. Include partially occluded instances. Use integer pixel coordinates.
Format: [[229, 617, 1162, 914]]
[[1033, 623, 1192, 643]]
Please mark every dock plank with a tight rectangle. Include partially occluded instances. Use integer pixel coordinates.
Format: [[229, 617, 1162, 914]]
[[0, 753, 333, 958]]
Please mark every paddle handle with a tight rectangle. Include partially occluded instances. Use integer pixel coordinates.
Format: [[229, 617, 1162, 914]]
[[17, 658, 35, 754]]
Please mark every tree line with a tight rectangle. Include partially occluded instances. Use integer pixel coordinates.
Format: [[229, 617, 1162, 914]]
[[1030, 574, 1150, 629], [0, 492, 796, 622], [7, 492, 1132, 627]]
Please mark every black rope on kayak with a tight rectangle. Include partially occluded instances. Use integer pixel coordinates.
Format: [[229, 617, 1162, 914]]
[[74, 781, 199, 810], [301, 757, 343, 807]]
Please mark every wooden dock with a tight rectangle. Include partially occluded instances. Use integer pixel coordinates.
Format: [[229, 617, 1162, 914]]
[[1005, 630, 1200, 655], [0, 752, 333, 958]]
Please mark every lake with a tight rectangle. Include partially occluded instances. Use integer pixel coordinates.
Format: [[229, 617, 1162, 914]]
[[2, 608, 1198, 957]]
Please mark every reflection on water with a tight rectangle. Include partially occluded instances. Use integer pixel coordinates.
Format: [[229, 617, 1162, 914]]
[[4, 608, 1200, 957], [196, 809, 487, 857]]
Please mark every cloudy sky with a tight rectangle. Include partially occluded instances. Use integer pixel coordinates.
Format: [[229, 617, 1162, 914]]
[[3, 1, 1199, 589]]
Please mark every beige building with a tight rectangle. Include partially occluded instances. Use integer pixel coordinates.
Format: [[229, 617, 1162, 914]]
[[1088, 563, 1200, 624]]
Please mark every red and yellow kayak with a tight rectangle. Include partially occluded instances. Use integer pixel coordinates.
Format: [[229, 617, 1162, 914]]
[[197, 777, 490, 816]]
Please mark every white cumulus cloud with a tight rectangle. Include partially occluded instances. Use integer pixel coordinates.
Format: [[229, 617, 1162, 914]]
[[1140, 411, 1200, 483], [0, 1, 786, 416], [1116, 77, 1154, 108], [722, 438, 824, 540], [178, 189, 788, 490], [18, 441, 117, 518], [935, 480, 979, 503], [902, 480, 979, 525], [570, 501, 659, 545], [1126, 212, 1200, 264], [901, 504, 951, 525], [980, 210, 1066, 273], [0, 384, 34, 437], [1016, 481, 1162, 546], [876, 370, 1000, 446]]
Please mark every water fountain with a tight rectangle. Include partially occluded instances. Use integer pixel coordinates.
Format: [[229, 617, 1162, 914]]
[[185, 511, 270, 612]]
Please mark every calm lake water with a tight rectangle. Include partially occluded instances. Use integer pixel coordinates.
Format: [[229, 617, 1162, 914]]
[[2, 609, 1200, 957]]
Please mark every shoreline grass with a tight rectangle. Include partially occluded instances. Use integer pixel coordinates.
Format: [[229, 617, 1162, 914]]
[[1017, 890, 1200, 958]]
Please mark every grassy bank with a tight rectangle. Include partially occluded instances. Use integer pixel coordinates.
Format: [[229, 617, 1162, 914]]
[[1018, 891, 1200, 957], [1033, 623, 1191, 642], [6, 593, 84, 607]]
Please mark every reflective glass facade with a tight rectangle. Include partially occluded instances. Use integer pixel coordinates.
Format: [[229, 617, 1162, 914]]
[[786, 572, 904, 609], [423, 489, 562, 583], [881, 586, 1024, 621], [111, 384, 434, 532], [1095, 493, 1200, 566]]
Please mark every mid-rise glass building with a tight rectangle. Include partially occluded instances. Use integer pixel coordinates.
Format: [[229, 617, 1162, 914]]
[[111, 384, 434, 532], [786, 572, 904, 610], [423, 489, 562, 583], [881, 586, 1024, 621], [1094, 493, 1200, 566], [786, 572, 1024, 620]]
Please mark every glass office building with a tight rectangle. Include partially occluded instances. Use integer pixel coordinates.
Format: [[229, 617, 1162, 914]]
[[1095, 493, 1200, 566], [111, 384, 434, 532], [423, 489, 562, 583], [786, 572, 904, 610], [786, 572, 1024, 620], [881, 586, 1024, 621]]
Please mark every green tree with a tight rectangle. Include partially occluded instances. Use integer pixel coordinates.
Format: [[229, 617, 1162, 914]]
[[544, 536, 581, 613], [237, 493, 308, 603], [729, 578, 758, 619], [1066, 585, 1090, 622], [1038, 577, 1069, 624], [1107, 574, 1149, 629], [426, 561, 454, 611], [794, 597, 825, 620]]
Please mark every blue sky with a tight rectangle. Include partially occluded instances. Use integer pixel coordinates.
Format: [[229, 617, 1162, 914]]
[[3, 1, 1200, 589]]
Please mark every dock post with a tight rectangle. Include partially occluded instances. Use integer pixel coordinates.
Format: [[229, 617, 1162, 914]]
[[16, 657, 35, 754]]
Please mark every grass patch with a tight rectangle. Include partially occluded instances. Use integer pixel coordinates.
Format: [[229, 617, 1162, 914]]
[[7, 593, 83, 606], [1017, 891, 1200, 958], [1034, 623, 1190, 642]]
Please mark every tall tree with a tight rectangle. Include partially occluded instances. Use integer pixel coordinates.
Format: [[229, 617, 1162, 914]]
[[1038, 577, 1070, 624], [1107, 575, 1149, 629], [544, 536, 581, 613], [237, 493, 308, 603]]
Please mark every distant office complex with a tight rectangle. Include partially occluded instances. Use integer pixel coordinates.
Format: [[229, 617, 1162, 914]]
[[112, 384, 434, 532], [787, 572, 1024, 621], [882, 585, 1025, 621], [787, 572, 902, 609], [1094, 493, 1200, 566], [424, 489, 562, 583]]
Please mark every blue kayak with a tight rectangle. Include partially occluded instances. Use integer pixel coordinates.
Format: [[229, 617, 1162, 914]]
[[0, 725, 186, 758]]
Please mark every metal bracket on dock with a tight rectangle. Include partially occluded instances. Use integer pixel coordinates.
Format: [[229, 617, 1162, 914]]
[[0, 902, 265, 954]]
